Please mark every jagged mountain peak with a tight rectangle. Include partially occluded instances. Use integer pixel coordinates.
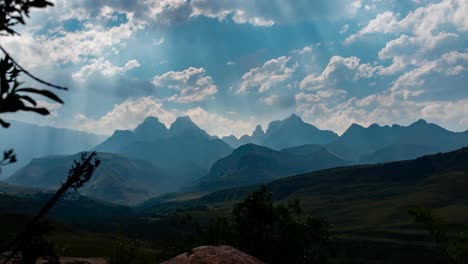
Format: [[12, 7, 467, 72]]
[[133, 116, 168, 141], [410, 119, 429, 126], [169, 116, 211, 139], [252, 125, 265, 137]]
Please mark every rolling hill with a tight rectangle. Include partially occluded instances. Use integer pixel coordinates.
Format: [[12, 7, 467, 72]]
[[0, 120, 104, 178], [144, 147, 468, 229], [189, 143, 348, 192], [4, 153, 171, 205]]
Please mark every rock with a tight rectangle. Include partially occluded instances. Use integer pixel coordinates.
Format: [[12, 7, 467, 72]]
[[161, 245, 265, 264]]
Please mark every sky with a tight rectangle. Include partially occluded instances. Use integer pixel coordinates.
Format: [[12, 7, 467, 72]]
[[1, 0, 467, 137]]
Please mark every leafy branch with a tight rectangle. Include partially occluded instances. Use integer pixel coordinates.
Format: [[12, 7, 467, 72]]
[[0, 0, 53, 36], [2, 152, 101, 264], [0, 54, 65, 127]]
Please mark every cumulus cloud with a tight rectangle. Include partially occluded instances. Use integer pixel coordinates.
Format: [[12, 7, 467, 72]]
[[1, 16, 141, 68], [75, 97, 177, 135], [237, 56, 297, 94], [72, 58, 141, 81], [300, 56, 376, 90], [74, 97, 257, 137], [152, 67, 218, 103], [191, 0, 362, 26], [390, 51, 468, 94], [185, 107, 257, 137], [259, 94, 296, 108]]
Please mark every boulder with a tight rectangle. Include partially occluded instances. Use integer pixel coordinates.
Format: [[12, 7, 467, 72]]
[[161, 245, 265, 264]]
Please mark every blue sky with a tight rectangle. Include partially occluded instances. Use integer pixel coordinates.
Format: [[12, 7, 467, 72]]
[[1, 0, 467, 137]]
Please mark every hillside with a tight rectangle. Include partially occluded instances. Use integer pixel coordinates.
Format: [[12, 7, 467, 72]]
[[145, 147, 468, 230], [190, 144, 347, 192], [4, 153, 171, 205], [0, 120, 104, 178]]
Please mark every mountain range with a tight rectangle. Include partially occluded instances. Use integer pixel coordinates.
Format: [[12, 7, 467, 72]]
[[2, 115, 467, 205], [5, 153, 171, 205], [222, 114, 338, 149], [327, 119, 468, 162], [0, 120, 104, 179], [95, 116, 233, 187]]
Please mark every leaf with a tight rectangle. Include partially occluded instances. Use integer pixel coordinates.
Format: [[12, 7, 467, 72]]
[[16, 88, 63, 103], [29, 0, 53, 8], [0, 118, 10, 128], [19, 95, 37, 106], [23, 106, 50, 115]]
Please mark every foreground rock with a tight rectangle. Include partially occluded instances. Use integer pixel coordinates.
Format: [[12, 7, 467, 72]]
[[161, 245, 265, 264]]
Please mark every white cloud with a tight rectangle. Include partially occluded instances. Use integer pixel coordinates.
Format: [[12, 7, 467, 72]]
[[390, 51, 468, 93], [185, 107, 257, 137], [74, 97, 256, 137], [300, 56, 376, 90], [152, 67, 218, 103], [237, 56, 297, 94], [72, 58, 141, 81], [345, 11, 400, 44], [340, 24, 350, 34], [153, 37, 165, 45], [190, 0, 362, 27], [75, 97, 177, 135], [259, 94, 281, 105], [1, 16, 141, 68]]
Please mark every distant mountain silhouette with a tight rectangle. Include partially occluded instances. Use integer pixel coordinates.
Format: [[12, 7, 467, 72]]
[[94, 116, 233, 189], [134, 116, 169, 141], [5, 152, 171, 205], [169, 116, 212, 139], [0, 120, 104, 179], [94, 116, 170, 152], [222, 114, 338, 149], [327, 119, 468, 162], [190, 143, 347, 192]]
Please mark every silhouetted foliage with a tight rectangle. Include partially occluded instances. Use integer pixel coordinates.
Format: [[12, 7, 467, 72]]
[[0, 149, 16, 172], [409, 206, 468, 264], [2, 152, 101, 264], [158, 186, 335, 264], [0, 0, 53, 36], [0, 0, 66, 128]]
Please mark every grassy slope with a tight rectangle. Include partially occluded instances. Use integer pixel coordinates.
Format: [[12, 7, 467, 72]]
[[139, 148, 468, 263], [0, 213, 158, 263]]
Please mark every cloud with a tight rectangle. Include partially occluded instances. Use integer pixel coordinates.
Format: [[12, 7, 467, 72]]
[[390, 51, 468, 96], [152, 67, 218, 103], [153, 37, 165, 45], [74, 97, 256, 137], [185, 107, 257, 137], [259, 94, 296, 108], [1, 15, 141, 68], [345, 11, 400, 44], [237, 56, 297, 94], [346, 0, 468, 43], [190, 0, 363, 27], [75, 97, 177, 135], [72, 58, 141, 81], [300, 56, 376, 90]]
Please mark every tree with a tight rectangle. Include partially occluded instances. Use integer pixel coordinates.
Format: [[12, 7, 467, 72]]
[[409, 206, 468, 264], [159, 187, 335, 264], [0, 1, 101, 263]]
